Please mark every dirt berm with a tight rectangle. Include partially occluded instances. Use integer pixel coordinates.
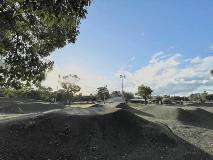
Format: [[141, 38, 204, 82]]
[[0, 109, 212, 160]]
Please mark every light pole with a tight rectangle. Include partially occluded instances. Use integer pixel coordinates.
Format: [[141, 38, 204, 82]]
[[120, 74, 125, 101], [55, 74, 61, 103], [103, 85, 107, 104]]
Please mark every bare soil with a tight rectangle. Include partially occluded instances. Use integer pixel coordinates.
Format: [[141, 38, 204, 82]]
[[0, 99, 212, 160]]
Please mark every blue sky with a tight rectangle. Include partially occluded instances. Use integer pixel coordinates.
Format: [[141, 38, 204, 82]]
[[44, 0, 213, 95]]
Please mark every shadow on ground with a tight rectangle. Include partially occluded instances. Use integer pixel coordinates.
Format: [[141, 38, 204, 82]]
[[177, 108, 213, 130], [186, 103, 213, 107]]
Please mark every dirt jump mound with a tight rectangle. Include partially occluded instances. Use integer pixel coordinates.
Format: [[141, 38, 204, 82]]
[[0, 101, 64, 114], [177, 108, 213, 129], [0, 109, 211, 160]]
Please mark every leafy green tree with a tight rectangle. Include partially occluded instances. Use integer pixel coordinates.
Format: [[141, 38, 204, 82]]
[[189, 93, 200, 102], [0, 0, 91, 88], [61, 74, 81, 104], [55, 89, 67, 102], [162, 97, 172, 104], [110, 91, 121, 97], [189, 92, 208, 103], [201, 91, 208, 103], [36, 86, 53, 101], [137, 84, 153, 105], [96, 86, 110, 101], [152, 96, 163, 104]]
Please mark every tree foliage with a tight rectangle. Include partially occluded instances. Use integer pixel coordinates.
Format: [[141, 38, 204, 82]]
[[0, 85, 54, 101], [0, 0, 91, 88], [123, 91, 134, 100], [61, 74, 81, 104], [189, 91, 208, 103], [137, 84, 153, 104], [110, 91, 121, 97], [96, 86, 109, 101]]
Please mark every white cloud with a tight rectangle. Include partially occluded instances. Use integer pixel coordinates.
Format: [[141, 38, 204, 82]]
[[122, 53, 213, 95], [43, 52, 213, 96], [42, 64, 111, 95]]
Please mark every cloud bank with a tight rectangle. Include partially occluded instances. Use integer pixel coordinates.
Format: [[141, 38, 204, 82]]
[[123, 52, 213, 95], [43, 52, 213, 96]]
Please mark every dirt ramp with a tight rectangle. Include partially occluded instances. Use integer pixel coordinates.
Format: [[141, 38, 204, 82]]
[[0, 109, 211, 160], [0, 102, 64, 114], [140, 106, 213, 129], [140, 105, 179, 120], [177, 108, 213, 129]]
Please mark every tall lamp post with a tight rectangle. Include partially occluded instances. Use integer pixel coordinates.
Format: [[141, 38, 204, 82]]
[[120, 74, 125, 101], [55, 74, 61, 103], [103, 85, 107, 104]]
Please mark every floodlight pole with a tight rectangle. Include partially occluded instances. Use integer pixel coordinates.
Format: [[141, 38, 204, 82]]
[[55, 74, 60, 103], [120, 74, 125, 101], [103, 85, 107, 104]]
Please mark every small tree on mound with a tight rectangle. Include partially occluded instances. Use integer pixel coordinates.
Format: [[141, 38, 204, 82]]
[[96, 86, 109, 101], [137, 84, 153, 105], [61, 74, 81, 104]]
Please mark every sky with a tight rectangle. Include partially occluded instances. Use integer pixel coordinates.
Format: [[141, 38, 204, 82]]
[[43, 0, 213, 96]]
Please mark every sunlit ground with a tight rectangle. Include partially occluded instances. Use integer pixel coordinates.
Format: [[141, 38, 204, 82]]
[[65, 103, 94, 108]]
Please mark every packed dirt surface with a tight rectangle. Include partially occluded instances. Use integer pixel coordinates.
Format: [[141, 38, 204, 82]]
[[128, 104, 213, 157], [0, 99, 212, 160], [0, 97, 65, 114]]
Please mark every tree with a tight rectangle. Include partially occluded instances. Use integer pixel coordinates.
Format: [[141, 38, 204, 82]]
[[123, 91, 134, 100], [61, 74, 81, 104], [96, 86, 109, 101], [55, 89, 67, 102], [152, 96, 163, 104], [137, 84, 153, 105], [162, 97, 172, 104], [201, 91, 208, 103], [110, 91, 121, 97], [36, 86, 53, 101], [189, 91, 207, 103], [0, 0, 91, 88]]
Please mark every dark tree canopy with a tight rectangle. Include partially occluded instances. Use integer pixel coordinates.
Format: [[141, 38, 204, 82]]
[[110, 91, 121, 97], [137, 84, 153, 104], [0, 0, 91, 88], [96, 86, 110, 101], [123, 91, 134, 100]]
